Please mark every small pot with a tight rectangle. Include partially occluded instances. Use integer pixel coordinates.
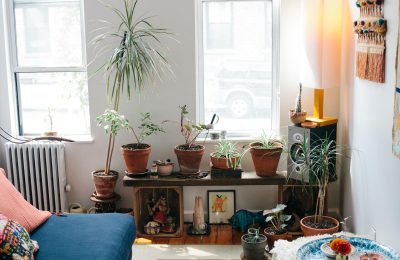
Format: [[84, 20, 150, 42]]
[[264, 228, 288, 250], [157, 163, 174, 176], [249, 143, 282, 177], [300, 215, 339, 237], [91, 170, 119, 199], [121, 144, 151, 173], [174, 145, 205, 174], [241, 233, 267, 260], [289, 110, 307, 125], [43, 131, 58, 137], [210, 152, 240, 170]]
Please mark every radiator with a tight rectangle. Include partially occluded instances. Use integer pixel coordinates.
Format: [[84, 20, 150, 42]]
[[5, 141, 68, 213]]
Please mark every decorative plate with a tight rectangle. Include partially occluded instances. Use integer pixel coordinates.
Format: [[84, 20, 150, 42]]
[[297, 237, 399, 260], [320, 242, 356, 258]]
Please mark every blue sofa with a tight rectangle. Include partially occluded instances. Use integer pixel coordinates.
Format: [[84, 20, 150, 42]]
[[31, 213, 136, 260]]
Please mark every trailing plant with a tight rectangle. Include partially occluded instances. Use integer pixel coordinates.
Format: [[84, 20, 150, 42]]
[[263, 204, 292, 234], [178, 105, 208, 149], [124, 112, 165, 148], [97, 109, 130, 174], [92, 0, 172, 110], [295, 83, 303, 113], [212, 139, 243, 169]]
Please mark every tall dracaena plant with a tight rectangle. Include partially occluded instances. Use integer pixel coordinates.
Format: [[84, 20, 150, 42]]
[[91, 0, 171, 174]]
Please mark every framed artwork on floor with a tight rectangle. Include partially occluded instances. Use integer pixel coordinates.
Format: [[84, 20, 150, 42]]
[[207, 190, 236, 224]]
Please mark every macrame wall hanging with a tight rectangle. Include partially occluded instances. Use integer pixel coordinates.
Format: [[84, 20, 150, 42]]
[[353, 0, 387, 83]]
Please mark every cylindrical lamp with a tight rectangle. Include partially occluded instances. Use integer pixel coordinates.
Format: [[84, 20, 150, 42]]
[[300, 0, 342, 124]]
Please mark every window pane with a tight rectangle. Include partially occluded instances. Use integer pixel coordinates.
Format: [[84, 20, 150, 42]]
[[17, 72, 90, 135], [202, 0, 273, 135], [14, 0, 83, 67]]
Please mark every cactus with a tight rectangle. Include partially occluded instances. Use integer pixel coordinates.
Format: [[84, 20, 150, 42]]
[[295, 83, 303, 113]]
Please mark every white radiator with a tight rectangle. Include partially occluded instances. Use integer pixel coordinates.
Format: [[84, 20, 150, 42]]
[[5, 141, 68, 213]]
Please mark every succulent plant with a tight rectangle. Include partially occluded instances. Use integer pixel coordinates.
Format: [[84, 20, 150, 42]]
[[295, 83, 303, 113]]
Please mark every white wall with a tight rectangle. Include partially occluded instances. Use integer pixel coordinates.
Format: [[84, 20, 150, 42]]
[[0, 0, 341, 219], [341, 0, 400, 252]]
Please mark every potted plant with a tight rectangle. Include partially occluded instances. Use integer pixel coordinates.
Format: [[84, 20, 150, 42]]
[[210, 139, 242, 170], [241, 228, 267, 260], [299, 137, 342, 236], [121, 112, 165, 173], [91, 0, 171, 190], [154, 159, 174, 176], [94, 109, 130, 199], [44, 108, 57, 137], [289, 83, 307, 125], [263, 204, 291, 250], [174, 105, 208, 174], [248, 131, 284, 177]]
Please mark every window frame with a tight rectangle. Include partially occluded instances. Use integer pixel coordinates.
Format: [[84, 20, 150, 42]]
[[4, 0, 88, 136], [196, 0, 280, 138]]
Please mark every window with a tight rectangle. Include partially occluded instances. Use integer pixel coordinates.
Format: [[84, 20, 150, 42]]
[[197, 0, 279, 138], [7, 0, 90, 136]]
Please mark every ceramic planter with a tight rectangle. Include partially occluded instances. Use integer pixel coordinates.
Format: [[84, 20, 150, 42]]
[[157, 163, 174, 176], [210, 152, 240, 170], [121, 144, 151, 173], [241, 233, 267, 260], [264, 228, 288, 250], [174, 145, 205, 174], [289, 110, 307, 125], [300, 215, 339, 237], [91, 170, 118, 199], [249, 143, 282, 177]]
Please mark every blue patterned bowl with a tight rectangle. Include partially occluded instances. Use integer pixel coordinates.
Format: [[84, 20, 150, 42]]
[[297, 237, 399, 260]]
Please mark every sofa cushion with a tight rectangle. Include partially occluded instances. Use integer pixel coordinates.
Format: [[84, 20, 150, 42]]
[[31, 213, 136, 260], [0, 168, 51, 233], [0, 213, 39, 259]]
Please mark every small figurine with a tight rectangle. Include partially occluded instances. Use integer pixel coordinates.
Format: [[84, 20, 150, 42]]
[[151, 195, 170, 224]]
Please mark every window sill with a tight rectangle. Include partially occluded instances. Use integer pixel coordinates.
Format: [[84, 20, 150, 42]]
[[20, 135, 94, 144]]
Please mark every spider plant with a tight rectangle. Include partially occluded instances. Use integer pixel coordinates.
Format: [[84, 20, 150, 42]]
[[211, 140, 243, 169], [253, 130, 285, 149], [91, 0, 172, 175]]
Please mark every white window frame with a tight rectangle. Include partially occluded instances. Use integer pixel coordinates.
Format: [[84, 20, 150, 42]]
[[4, 0, 88, 136], [195, 0, 280, 138]]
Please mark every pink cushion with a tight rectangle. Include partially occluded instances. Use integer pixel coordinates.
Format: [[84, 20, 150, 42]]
[[0, 168, 51, 233]]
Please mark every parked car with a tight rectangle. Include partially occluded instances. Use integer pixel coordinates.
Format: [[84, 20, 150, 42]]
[[216, 62, 272, 118]]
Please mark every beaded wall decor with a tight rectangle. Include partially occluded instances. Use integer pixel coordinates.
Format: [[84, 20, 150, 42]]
[[353, 0, 387, 83]]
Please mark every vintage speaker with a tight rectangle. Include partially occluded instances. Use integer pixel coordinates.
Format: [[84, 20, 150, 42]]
[[287, 124, 337, 183]]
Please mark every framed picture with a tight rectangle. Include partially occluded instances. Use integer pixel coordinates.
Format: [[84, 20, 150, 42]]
[[207, 190, 236, 224]]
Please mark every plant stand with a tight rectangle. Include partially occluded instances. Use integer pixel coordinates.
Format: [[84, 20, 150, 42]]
[[90, 192, 120, 213]]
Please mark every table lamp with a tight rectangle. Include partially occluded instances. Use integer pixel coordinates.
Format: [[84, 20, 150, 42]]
[[300, 0, 342, 126]]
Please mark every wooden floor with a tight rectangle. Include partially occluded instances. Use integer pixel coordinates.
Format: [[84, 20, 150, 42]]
[[135, 224, 244, 245]]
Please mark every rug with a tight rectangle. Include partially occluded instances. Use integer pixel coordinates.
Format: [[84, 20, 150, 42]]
[[132, 244, 242, 260]]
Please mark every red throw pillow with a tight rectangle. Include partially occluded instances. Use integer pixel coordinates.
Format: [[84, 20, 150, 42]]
[[0, 168, 51, 233]]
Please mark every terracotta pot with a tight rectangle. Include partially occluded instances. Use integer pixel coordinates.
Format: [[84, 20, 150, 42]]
[[174, 145, 205, 174], [210, 152, 240, 170], [300, 215, 339, 237], [91, 170, 118, 199], [264, 228, 288, 250], [241, 233, 267, 260], [289, 110, 307, 125], [121, 144, 151, 173], [249, 143, 282, 177], [157, 163, 174, 176]]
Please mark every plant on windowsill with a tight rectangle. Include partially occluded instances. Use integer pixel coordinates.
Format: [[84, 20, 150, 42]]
[[121, 112, 165, 174], [289, 83, 307, 125], [241, 228, 267, 260], [91, 0, 172, 186], [210, 139, 243, 170], [247, 130, 285, 177], [43, 108, 58, 137], [94, 109, 130, 199], [173, 105, 208, 175], [263, 204, 291, 250], [298, 136, 346, 236]]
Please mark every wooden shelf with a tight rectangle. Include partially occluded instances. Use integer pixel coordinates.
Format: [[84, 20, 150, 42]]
[[123, 171, 287, 187]]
